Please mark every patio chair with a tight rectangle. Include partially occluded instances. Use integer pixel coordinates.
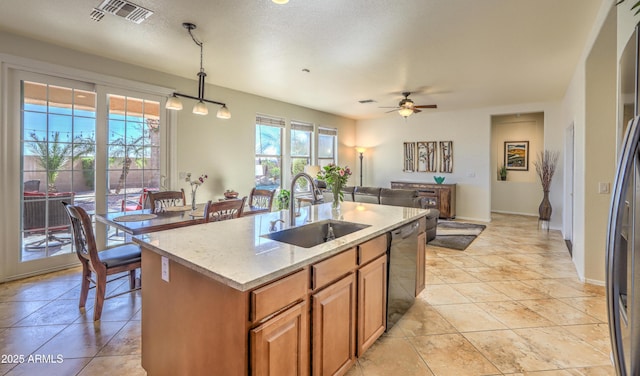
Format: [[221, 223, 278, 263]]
[[23, 191, 74, 249], [62, 202, 141, 321]]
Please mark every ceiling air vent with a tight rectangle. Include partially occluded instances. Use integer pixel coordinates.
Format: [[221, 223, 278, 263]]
[[92, 0, 153, 24]]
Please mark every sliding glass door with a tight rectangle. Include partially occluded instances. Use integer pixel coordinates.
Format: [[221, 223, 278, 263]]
[[6, 69, 167, 279]]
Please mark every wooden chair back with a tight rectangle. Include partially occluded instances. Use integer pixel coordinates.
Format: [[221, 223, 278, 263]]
[[248, 188, 275, 214], [62, 202, 141, 321], [204, 197, 247, 222], [148, 189, 186, 213]]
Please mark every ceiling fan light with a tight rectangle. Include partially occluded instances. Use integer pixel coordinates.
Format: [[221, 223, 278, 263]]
[[398, 107, 414, 118], [272, 0, 289, 4], [166, 94, 183, 110], [216, 105, 231, 119], [193, 101, 208, 115]]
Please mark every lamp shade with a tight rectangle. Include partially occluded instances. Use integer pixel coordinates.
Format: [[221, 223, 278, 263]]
[[166, 95, 183, 110], [192, 101, 208, 115], [304, 165, 321, 178], [216, 105, 231, 119], [398, 107, 413, 118]]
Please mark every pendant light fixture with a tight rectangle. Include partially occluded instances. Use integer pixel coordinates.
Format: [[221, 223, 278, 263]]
[[165, 22, 231, 119]]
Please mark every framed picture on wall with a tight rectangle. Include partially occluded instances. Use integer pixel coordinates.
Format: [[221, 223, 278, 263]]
[[403, 142, 415, 172], [504, 141, 529, 170], [417, 141, 437, 172], [439, 141, 453, 173]]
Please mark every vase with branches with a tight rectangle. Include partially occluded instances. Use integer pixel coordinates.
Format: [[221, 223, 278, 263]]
[[533, 150, 559, 221]]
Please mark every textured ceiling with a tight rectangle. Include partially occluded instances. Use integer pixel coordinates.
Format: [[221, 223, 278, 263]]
[[0, 0, 603, 119]]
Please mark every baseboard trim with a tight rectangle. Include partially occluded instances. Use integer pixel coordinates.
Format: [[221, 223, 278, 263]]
[[491, 209, 537, 217]]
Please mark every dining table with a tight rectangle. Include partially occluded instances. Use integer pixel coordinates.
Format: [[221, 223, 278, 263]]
[[95, 205, 206, 236]]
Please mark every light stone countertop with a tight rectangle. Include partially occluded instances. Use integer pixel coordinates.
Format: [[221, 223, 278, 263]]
[[133, 201, 427, 291]]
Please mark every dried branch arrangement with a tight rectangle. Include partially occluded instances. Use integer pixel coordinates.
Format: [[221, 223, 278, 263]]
[[534, 150, 559, 192]]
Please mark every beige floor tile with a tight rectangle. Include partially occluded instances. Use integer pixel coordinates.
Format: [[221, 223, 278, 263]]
[[97, 321, 141, 356], [519, 299, 602, 325], [573, 365, 616, 375], [434, 303, 507, 332], [357, 336, 433, 375], [475, 300, 555, 329], [14, 299, 84, 327], [513, 326, 612, 368], [0, 300, 49, 328], [36, 321, 127, 358], [470, 255, 519, 267], [4, 357, 91, 376], [440, 255, 487, 268], [431, 268, 481, 284], [562, 296, 608, 323], [409, 333, 500, 376], [486, 281, 551, 300], [418, 284, 471, 305], [520, 279, 595, 299], [464, 329, 569, 373], [0, 325, 67, 357], [450, 282, 512, 302], [395, 300, 457, 337], [77, 354, 146, 376], [73, 293, 142, 323], [562, 323, 612, 356]]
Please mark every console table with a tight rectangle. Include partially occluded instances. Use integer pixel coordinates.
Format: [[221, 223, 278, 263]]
[[390, 181, 456, 219]]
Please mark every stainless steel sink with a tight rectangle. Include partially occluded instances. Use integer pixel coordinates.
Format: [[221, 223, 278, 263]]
[[262, 220, 370, 248]]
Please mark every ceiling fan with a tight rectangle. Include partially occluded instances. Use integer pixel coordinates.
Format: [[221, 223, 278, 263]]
[[381, 92, 437, 118]]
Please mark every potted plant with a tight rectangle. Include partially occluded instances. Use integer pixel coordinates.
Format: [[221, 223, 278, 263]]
[[498, 164, 508, 181], [276, 189, 290, 211]]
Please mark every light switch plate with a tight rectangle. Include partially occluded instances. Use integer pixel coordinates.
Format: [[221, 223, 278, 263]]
[[598, 182, 610, 194], [161, 256, 169, 282]]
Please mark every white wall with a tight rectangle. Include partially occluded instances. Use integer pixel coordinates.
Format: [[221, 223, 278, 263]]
[[355, 102, 563, 224], [491, 112, 545, 216]]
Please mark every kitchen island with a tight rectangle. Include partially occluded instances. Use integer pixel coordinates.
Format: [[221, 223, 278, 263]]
[[134, 201, 427, 376]]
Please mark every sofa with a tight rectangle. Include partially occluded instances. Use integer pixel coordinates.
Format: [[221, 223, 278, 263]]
[[320, 185, 439, 242]]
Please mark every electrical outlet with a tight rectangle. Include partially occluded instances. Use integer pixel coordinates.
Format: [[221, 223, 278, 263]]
[[161, 256, 169, 282]]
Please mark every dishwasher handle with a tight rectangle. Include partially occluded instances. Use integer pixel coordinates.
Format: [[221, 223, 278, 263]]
[[392, 221, 419, 239]]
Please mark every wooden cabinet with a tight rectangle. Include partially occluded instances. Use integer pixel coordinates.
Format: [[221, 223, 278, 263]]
[[390, 181, 456, 219], [312, 274, 357, 376], [416, 232, 426, 296], [251, 301, 309, 376], [357, 254, 387, 356]]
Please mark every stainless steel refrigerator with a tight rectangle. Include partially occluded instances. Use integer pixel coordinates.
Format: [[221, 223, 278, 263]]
[[607, 113, 640, 375]]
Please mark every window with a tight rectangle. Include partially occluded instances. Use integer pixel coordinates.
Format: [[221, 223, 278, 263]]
[[318, 127, 338, 167], [106, 94, 161, 213], [290, 121, 313, 190], [255, 115, 284, 190]]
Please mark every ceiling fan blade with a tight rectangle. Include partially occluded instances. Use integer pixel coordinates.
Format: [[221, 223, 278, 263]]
[[379, 106, 400, 109], [385, 109, 399, 113], [414, 104, 438, 109], [413, 109, 422, 114]]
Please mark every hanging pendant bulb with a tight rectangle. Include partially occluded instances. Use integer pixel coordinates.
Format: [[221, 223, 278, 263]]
[[193, 101, 208, 115], [216, 104, 231, 119], [166, 94, 183, 110]]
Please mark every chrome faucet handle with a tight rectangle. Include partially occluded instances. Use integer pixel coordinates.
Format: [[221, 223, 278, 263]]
[[269, 219, 285, 232]]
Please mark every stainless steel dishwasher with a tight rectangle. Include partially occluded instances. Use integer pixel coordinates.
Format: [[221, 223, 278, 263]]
[[386, 219, 419, 330]]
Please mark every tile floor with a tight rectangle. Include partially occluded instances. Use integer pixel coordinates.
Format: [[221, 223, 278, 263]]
[[0, 213, 614, 375]]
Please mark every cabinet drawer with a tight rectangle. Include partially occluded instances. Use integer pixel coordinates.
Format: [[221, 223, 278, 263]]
[[312, 248, 357, 290], [251, 268, 308, 323], [358, 235, 387, 266]]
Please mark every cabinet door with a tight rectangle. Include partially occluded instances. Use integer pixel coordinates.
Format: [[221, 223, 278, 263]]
[[416, 232, 426, 296], [251, 301, 309, 376], [357, 254, 387, 356], [312, 274, 356, 376]]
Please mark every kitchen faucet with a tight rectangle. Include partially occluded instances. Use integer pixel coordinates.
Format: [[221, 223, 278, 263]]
[[289, 172, 322, 226]]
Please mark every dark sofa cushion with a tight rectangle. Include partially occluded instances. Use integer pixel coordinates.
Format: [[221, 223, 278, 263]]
[[354, 187, 381, 204], [379, 188, 420, 207]]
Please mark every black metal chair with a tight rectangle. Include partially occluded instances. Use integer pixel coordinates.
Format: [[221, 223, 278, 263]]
[[62, 202, 141, 321]]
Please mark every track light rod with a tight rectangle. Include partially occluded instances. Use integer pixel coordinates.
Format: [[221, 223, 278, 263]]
[[172, 92, 225, 107]]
